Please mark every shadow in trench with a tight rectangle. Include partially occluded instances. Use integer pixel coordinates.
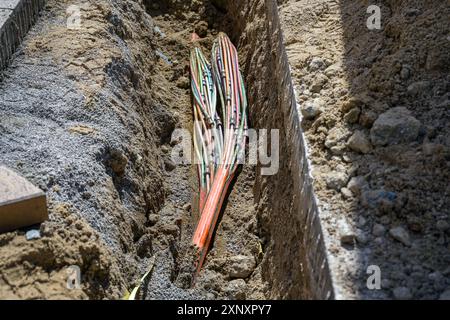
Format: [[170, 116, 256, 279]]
[[337, 0, 449, 299]]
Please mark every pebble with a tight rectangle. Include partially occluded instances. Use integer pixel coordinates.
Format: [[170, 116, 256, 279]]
[[372, 224, 386, 237], [226, 255, 256, 279], [109, 149, 128, 175], [407, 81, 430, 96], [26, 229, 41, 241], [325, 171, 349, 191], [347, 176, 368, 196], [439, 289, 450, 300], [338, 219, 355, 245], [309, 57, 327, 71], [340, 187, 353, 199], [389, 226, 411, 246], [359, 110, 377, 128], [370, 107, 421, 146], [436, 220, 449, 231], [393, 287, 412, 300], [301, 98, 323, 120], [164, 159, 176, 171], [183, 203, 192, 212], [347, 130, 372, 154], [176, 76, 190, 89]]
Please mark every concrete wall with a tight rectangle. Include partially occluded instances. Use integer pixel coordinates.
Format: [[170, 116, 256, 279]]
[[0, 0, 45, 71]]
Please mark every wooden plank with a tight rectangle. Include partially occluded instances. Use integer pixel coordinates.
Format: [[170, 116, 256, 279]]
[[0, 166, 48, 233]]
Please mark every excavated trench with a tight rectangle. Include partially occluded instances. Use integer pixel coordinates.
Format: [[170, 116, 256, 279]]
[[0, 0, 332, 300]]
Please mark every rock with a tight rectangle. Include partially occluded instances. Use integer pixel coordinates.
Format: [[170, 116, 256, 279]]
[[355, 230, 368, 244], [344, 107, 360, 124], [372, 224, 386, 237], [347, 176, 368, 196], [407, 81, 430, 96], [359, 110, 377, 128], [347, 130, 372, 154], [176, 76, 190, 89], [393, 287, 413, 300], [407, 216, 423, 233], [301, 99, 323, 120], [148, 214, 159, 225], [310, 74, 328, 93], [338, 219, 355, 245], [341, 97, 364, 113], [164, 159, 176, 171], [309, 57, 327, 71], [400, 65, 411, 80], [439, 289, 450, 300], [25, 229, 41, 241], [224, 279, 247, 300], [340, 187, 353, 199], [361, 189, 397, 212], [325, 171, 349, 191], [325, 127, 351, 149], [183, 203, 191, 212], [161, 145, 170, 154], [389, 226, 411, 246], [370, 107, 421, 146], [436, 220, 449, 231], [226, 255, 256, 279], [195, 21, 209, 37]]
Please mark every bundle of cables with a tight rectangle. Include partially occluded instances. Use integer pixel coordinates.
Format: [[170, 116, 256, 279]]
[[190, 32, 248, 279]]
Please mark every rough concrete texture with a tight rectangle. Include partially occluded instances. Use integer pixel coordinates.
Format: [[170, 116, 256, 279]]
[[0, 0, 46, 71]]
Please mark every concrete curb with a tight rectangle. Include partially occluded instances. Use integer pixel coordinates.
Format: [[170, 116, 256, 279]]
[[0, 0, 45, 71]]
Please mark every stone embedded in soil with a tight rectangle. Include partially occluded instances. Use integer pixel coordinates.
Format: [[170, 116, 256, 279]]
[[389, 226, 411, 246], [407, 81, 430, 96], [359, 110, 378, 128], [347, 130, 372, 154], [341, 97, 364, 113], [340, 187, 353, 199], [370, 107, 421, 146], [226, 255, 256, 279], [224, 279, 247, 300], [338, 219, 355, 245], [439, 289, 450, 300], [164, 159, 176, 172], [344, 107, 360, 124], [325, 127, 350, 149], [176, 76, 190, 89], [301, 98, 323, 120], [361, 189, 397, 211], [325, 171, 349, 191], [25, 229, 41, 241], [436, 220, 449, 232], [108, 149, 128, 175], [308, 57, 327, 71], [392, 286, 413, 300]]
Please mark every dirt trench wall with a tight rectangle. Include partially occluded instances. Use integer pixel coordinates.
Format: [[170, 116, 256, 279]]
[[224, 0, 334, 299]]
